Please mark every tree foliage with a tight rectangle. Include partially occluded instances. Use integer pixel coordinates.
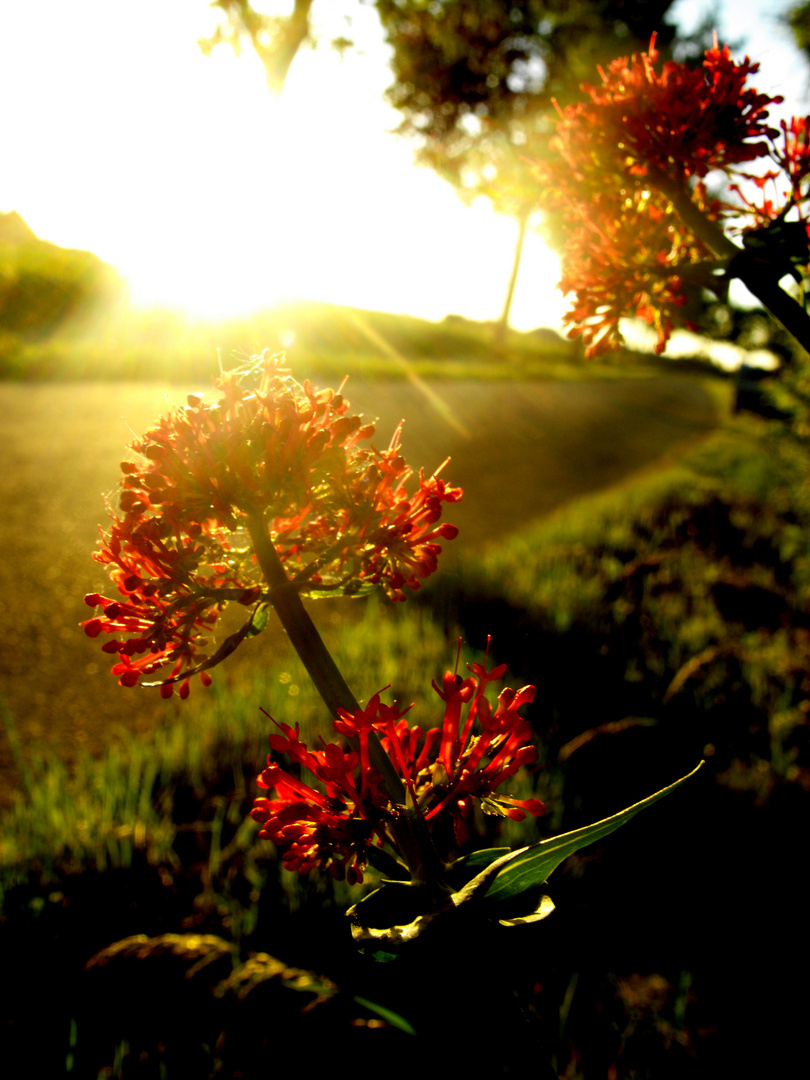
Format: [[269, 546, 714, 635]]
[[787, 1, 810, 57], [0, 212, 118, 340], [377, 2, 679, 182], [375, 2, 702, 331], [199, 3, 696, 207], [199, 0, 316, 94]]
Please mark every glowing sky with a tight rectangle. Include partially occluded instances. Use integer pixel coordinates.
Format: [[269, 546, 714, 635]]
[[0, 1, 807, 330]]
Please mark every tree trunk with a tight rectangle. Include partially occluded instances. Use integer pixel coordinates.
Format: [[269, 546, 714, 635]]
[[495, 210, 529, 347], [259, 0, 314, 94]]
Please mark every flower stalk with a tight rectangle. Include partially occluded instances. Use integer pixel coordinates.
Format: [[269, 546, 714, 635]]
[[652, 170, 810, 350], [82, 352, 461, 696], [245, 508, 447, 888], [82, 334, 702, 980]]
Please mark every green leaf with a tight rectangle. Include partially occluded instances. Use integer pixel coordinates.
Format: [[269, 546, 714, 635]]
[[446, 846, 510, 887], [368, 948, 399, 963], [353, 996, 417, 1035], [303, 581, 377, 600], [246, 602, 271, 637], [366, 844, 410, 880], [454, 847, 511, 872], [484, 761, 704, 905]]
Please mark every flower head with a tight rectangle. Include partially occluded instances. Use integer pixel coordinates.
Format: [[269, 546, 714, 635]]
[[83, 353, 460, 694], [251, 648, 544, 881], [538, 34, 810, 357], [555, 186, 705, 355], [576, 35, 781, 185]]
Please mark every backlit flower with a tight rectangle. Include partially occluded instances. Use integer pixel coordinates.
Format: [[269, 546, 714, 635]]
[[251, 647, 544, 880], [538, 34, 810, 356], [83, 353, 460, 693], [556, 186, 705, 356]]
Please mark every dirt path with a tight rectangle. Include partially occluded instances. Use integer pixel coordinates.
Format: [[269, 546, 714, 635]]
[[345, 377, 719, 549], [0, 377, 718, 801]]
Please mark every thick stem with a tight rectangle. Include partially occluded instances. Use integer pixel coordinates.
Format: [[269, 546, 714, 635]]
[[246, 512, 447, 890], [655, 175, 810, 353], [247, 515, 363, 720]]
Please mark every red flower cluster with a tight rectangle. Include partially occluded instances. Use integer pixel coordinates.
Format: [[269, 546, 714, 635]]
[[250, 654, 544, 883], [556, 188, 706, 357], [728, 115, 810, 232], [540, 34, 809, 356], [572, 34, 781, 185], [83, 353, 460, 696]]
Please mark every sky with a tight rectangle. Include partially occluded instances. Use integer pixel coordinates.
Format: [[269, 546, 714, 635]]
[[1, 0, 808, 333]]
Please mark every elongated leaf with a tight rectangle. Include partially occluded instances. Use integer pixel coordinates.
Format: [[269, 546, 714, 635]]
[[446, 846, 510, 889], [455, 847, 510, 872], [484, 762, 704, 905], [142, 619, 253, 687], [353, 996, 417, 1035], [143, 601, 272, 687]]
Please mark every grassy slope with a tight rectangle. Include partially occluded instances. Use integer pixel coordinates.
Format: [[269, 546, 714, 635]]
[[2, 401, 806, 1075], [2, 287, 729, 384], [427, 415, 810, 781], [413, 415, 810, 1075]]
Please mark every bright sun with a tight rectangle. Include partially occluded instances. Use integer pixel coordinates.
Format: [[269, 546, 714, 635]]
[[0, 1, 565, 330]]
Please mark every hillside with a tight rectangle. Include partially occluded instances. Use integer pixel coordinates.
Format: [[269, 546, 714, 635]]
[[0, 211, 121, 349]]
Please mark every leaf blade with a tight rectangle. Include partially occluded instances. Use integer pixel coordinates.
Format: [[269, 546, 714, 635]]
[[484, 761, 704, 905]]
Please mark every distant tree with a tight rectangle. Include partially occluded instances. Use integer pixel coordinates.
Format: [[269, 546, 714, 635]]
[[0, 213, 120, 344], [198, 0, 316, 94], [199, 2, 708, 336], [377, 2, 678, 170], [788, 0, 810, 56], [375, 2, 703, 338]]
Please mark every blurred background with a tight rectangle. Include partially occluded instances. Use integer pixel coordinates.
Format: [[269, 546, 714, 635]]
[[1, 0, 808, 353], [3, 1, 810, 1077]]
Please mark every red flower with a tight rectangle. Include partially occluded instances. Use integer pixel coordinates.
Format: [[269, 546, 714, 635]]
[[83, 353, 460, 693], [251, 716, 391, 883], [727, 116, 810, 241], [575, 34, 782, 185], [251, 646, 544, 879], [538, 34, 809, 356], [556, 187, 704, 356]]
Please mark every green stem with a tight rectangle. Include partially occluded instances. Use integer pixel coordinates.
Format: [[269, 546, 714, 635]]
[[246, 512, 447, 891], [247, 516, 364, 720], [655, 175, 810, 353]]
